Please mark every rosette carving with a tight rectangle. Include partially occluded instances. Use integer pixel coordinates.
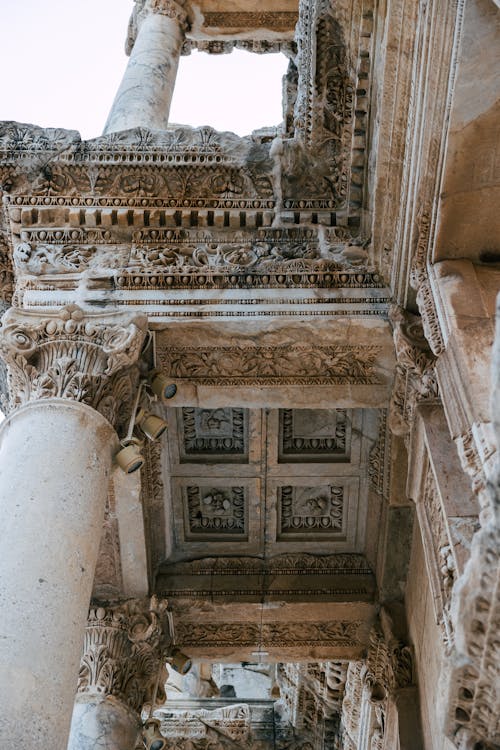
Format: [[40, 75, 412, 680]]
[[0, 304, 147, 427], [77, 598, 168, 715]]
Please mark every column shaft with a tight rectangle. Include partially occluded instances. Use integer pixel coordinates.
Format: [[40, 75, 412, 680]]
[[0, 400, 116, 749], [104, 6, 186, 134]]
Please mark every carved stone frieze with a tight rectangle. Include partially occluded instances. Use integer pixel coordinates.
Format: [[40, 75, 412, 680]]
[[0, 304, 147, 427], [340, 621, 415, 749], [13, 240, 129, 275], [277, 659, 347, 748], [445, 295, 500, 744], [182, 38, 294, 56], [410, 213, 445, 356], [421, 469, 456, 645], [116, 260, 383, 293], [158, 343, 381, 386], [157, 552, 374, 584], [0, 231, 14, 309], [202, 12, 298, 31], [447, 520, 500, 748], [175, 620, 363, 649], [0, 122, 80, 154], [368, 410, 390, 499], [364, 627, 391, 701], [77, 598, 168, 715], [454, 424, 496, 502], [156, 556, 375, 603], [340, 661, 364, 747], [159, 703, 251, 742], [93, 483, 123, 600], [141, 440, 167, 580], [128, 230, 323, 272]]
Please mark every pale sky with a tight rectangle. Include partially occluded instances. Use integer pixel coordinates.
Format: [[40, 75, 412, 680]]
[[0, 0, 288, 138], [0, 1, 288, 418]]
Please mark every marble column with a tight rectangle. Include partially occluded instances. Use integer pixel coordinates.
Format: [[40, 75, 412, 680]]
[[67, 600, 167, 750], [0, 304, 146, 750], [104, 0, 189, 134]]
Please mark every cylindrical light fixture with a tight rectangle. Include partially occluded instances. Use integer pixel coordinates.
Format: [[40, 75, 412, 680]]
[[149, 370, 177, 402], [115, 438, 144, 474], [136, 408, 168, 441]]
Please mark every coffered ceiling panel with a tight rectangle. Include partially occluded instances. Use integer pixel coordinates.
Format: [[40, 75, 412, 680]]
[[163, 407, 379, 561]]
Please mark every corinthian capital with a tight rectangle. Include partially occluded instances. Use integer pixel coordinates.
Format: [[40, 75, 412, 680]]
[[128, 0, 189, 48], [0, 304, 147, 427], [78, 598, 169, 715], [147, 0, 188, 24]]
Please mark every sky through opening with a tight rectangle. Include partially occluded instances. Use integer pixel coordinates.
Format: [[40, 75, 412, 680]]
[[0, 1, 289, 139]]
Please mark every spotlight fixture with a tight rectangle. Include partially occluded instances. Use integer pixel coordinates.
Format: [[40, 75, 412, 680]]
[[115, 438, 145, 474], [115, 382, 147, 474], [168, 648, 192, 675], [149, 370, 177, 402], [142, 718, 166, 750], [136, 408, 168, 441], [114, 371, 170, 472]]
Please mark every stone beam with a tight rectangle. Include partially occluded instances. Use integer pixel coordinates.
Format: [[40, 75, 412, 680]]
[[167, 600, 375, 662], [154, 317, 395, 409]]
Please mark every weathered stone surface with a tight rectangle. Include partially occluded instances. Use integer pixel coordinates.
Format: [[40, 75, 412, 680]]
[[0, 401, 116, 749], [0, 0, 498, 748]]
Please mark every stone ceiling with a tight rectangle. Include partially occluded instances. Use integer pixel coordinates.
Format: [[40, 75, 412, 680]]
[[164, 406, 379, 559], [145, 405, 385, 661]]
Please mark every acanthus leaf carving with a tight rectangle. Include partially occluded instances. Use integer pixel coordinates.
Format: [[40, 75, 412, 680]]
[[409, 212, 445, 356], [77, 598, 169, 715], [0, 304, 147, 428], [388, 306, 438, 436]]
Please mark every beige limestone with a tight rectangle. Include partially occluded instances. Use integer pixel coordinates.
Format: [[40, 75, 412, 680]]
[[0, 400, 116, 750], [0, 0, 498, 746], [434, 0, 500, 263], [112, 468, 149, 598]]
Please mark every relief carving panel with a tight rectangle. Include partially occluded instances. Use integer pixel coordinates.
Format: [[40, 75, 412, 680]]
[[185, 485, 247, 540], [278, 408, 350, 462], [175, 620, 363, 649], [278, 485, 344, 539], [159, 344, 381, 386], [180, 407, 248, 463]]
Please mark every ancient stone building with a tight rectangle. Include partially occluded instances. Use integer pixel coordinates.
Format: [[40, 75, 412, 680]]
[[0, 0, 499, 748]]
